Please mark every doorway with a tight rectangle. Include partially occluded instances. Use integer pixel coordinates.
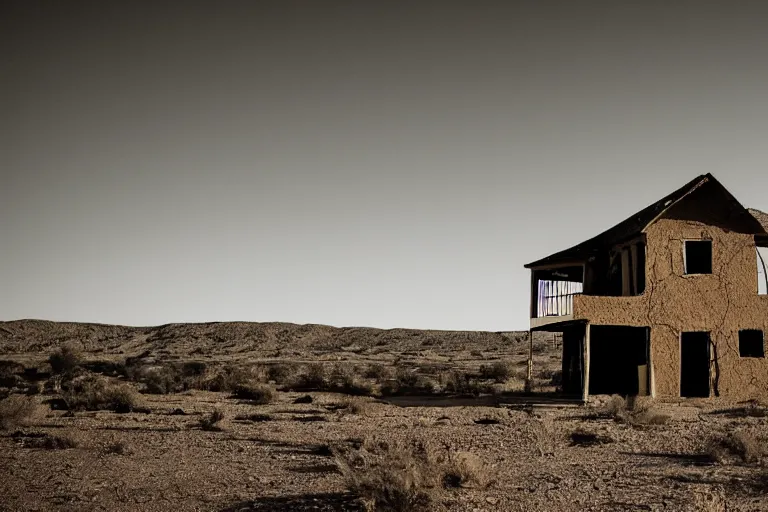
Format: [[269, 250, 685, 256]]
[[588, 326, 649, 396], [680, 332, 710, 398]]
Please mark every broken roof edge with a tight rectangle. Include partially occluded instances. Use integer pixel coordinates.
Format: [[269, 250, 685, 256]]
[[523, 173, 712, 269]]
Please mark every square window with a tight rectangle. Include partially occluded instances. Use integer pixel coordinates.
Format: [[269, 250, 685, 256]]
[[739, 330, 765, 358], [684, 240, 712, 274]]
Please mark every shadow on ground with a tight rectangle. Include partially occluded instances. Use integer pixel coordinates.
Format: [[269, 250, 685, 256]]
[[219, 492, 363, 511]]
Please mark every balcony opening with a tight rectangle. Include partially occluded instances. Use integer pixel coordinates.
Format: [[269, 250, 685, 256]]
[[584, 239, 646, 297], [532, 266, 583, 318]]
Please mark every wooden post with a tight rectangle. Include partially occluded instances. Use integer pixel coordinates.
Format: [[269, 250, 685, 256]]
[[526, 329, 533, 392], [582, 323, 591, 403]]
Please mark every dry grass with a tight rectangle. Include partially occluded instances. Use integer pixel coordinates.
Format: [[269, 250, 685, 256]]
[[340, 397, 371, 416], [0, 395, 39, 430], [593, 395, 670, 426]]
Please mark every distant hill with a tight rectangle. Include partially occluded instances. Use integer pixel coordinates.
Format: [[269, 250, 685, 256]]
[[0, 320, 530, 360]]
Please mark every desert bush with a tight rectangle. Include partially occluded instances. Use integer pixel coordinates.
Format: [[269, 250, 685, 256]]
[[364, 363, 391, 381], [380, 368, 436, 396], [334, 436, 490, 511], [442, 451, 490, 489], [48, 344, 83, 374], [333, 437, 444, 511], [0, 395, 38, 430], [105, 440, 131, 455], [592, 395, 669, 426], [266, 363, 299, 385], [327, 364, 375, 396], [341, 397, 371, 416], [441, 371, 494, 396], [282, 363, 328, 391], [142, 365, 184, 394], [200, 409, 225, 431], [231, 383, 275, 404], [478, 361, 512, 383], [202, 364, 259, 392], [706, 431, 764, 464], [61, 374, 141, 413]]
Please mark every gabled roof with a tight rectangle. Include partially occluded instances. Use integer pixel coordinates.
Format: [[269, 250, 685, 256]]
[[525, 173, 768, 269]]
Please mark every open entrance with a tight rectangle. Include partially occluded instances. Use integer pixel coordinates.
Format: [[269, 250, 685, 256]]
[[680, 332, 710, 398], [559, 323, 586, 396], [588, 326, 650, 396]]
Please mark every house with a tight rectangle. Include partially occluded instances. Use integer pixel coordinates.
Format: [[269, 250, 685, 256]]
[[524, 174, 768, 401]]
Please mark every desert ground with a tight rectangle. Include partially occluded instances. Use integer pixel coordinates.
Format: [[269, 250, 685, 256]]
[[0, 320, 766, 511]]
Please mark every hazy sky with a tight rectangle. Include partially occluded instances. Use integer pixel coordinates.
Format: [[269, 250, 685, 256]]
[[3, 1, 768, 331]]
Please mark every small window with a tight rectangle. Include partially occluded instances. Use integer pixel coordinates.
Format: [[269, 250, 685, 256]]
[[739, 330, 765, 358], [684, 240, 712, 274]]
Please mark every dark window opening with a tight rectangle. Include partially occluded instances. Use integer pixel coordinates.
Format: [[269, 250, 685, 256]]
[[739, 330, 765, 358], [684, 240, 712, 275], [680, 332, 710, 398]]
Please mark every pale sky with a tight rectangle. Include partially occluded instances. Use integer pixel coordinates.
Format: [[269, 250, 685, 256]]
[[3, 1, 768, 330]]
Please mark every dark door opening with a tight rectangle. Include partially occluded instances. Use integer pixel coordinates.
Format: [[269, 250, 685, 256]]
[[588, 326, 649, 396], [680, 332, 710, 397], [560, 324, 586, 396]]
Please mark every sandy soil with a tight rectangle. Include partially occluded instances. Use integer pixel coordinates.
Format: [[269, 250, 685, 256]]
[[0, 321, 766, 511]]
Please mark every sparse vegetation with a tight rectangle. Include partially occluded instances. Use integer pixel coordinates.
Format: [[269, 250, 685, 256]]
[[0, 395, 38, 430], [380, 368, 436, 396], [591, 395, 670, 426], [105, 440, 131, 455]]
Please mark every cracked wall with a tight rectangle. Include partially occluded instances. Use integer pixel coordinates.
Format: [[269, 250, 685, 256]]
[[573, 218, 768, 400]]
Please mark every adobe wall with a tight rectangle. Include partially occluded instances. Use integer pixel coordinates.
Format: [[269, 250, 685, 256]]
[[573, 218, 768, 400]]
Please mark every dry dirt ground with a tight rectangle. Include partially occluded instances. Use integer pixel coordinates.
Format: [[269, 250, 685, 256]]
[[0, 320, 767, 512]]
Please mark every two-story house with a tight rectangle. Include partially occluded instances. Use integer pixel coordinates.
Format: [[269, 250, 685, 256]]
[[524, 174, 768, 401]]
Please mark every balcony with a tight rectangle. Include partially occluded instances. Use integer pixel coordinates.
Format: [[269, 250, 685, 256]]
[[529, 266, 584, 329]]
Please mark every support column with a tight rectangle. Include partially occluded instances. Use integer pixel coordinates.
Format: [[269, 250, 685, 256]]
[[582, 323, 591, 402]]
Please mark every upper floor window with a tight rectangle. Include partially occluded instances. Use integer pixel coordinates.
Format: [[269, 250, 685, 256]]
[[684, 240, 712, 275]]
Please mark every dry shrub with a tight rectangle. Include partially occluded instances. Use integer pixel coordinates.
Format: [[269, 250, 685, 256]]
[[328, 365, 375, 396], [364, 364, 391, 381], [334, 436, 490, 511], [442, 451, 490, 489], [594, 395, 669, 426], [48, 344, 83, 374], [105, 440, 131, 455], [341, 397, 371, 416], [231, 383, 275, 404], [381, 369, 436, 396], [0, 395, 39, 430], [200, 409, 225, 431], [441, 371, 493, 396], [61, 374, 141, 413], [706, 431, 764, 464], [202, 363, 262, 392], [285, 363, 327, 391], [267, 363, 299, 385], [478, 361, 512, 383], [334, 437, 444, 511]]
